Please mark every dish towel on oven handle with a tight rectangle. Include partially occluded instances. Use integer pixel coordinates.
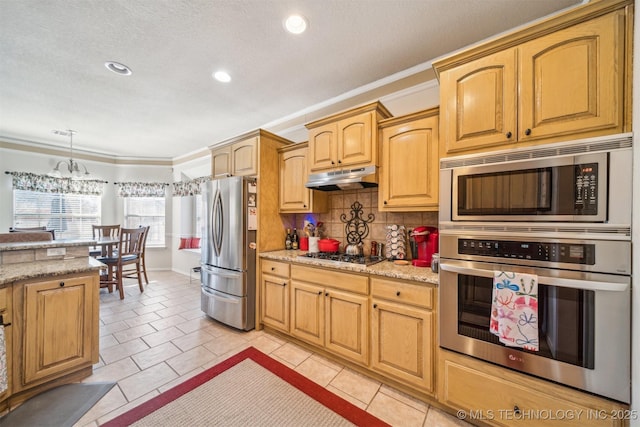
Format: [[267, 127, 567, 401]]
[[0, 325, 6, 393], [490, 271, 539, 352]]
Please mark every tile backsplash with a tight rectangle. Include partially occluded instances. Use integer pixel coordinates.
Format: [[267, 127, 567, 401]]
[[282, 188, 438, 256]]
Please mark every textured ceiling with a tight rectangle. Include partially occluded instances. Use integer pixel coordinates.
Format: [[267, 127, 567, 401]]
[[0, 0, 582, 160]]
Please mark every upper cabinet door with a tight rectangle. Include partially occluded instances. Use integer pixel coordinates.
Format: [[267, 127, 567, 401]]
[[231, 137, 258, 176], [279, 145, 311, 211], [379, 112, 439, 211], [211, 146, 231, 178], [518, 11, 624, 141], [337, 111, 374, 168], [441, 49, 517, 154], [308, 124, 338, 172]]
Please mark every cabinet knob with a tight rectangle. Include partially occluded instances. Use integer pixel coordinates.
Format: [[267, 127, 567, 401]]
[[331, 161, 335, 165], [524, 128, 532, 136], [283, 282, 287, 286], [271, 267, 275, 271], [325, 292, 329, 296], [59, 281, 65, 287], [396, 291, 401, 296], [303, 205, 307, 208], [373, 304, 378, 309], [383, 200, 387, 205], [506, 131, 512, 138], [318, 291, 323, 295], [514, 406, 521, 415], [337, 160, 342, 164]]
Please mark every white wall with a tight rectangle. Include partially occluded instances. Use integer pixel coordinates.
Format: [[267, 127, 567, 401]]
[[0, 148, 174, 272]]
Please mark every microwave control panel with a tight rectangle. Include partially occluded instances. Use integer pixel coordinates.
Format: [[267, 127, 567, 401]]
[[574, 162, 598, 213], [458, 239, 596, 265]]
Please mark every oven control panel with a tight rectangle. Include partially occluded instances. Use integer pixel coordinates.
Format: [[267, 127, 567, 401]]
[[458, 239, 596, 265]]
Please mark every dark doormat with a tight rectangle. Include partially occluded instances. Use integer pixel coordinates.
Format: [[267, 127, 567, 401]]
[[0, 382, 116, 427]]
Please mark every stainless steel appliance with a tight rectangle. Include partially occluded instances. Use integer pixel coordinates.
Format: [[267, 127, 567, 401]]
[[305, 165, 378, 191], [439, 234, 631, 403], [201, 176, 257, 330], [439, 133, 632, 233], [437, 133, 633, 403]]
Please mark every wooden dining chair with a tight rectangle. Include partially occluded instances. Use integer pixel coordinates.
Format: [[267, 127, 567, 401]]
[[97, 227, 145, 299], [90, 224, 120, 257], [123, 225, 150, 285]]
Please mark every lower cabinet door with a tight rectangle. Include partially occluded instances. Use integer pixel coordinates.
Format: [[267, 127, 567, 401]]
[[325, 289, 368, 365], [22, 275, 96, 386], [260, 274, 289, 332], [371, 299, 434, 393], [290, 281, 324, 346]]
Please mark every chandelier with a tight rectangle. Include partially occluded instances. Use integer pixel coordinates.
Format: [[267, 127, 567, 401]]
[[48, 129, 90, 179]]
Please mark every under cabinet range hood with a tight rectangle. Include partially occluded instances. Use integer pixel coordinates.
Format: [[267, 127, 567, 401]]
[[305, 165, 378, 191]]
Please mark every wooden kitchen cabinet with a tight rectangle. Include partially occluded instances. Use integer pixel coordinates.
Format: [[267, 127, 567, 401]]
[[290, 265, 369, 365], [211, 145, 231, 178], [278, 143, 328, 213], [0, 287, 12, 406], [438, 348, 628, 427], [16, 274, 98, 389], [370, 277, 436, 394], [378, 108, 440, 211], [230, 136, 258, 177], [306, 101, 392, 172], [435, 5, 630, 156], [260, 260, 290, 332]]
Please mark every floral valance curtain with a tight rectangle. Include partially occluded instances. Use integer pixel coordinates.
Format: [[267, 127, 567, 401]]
[[7, 172, 105, 196], [172, 175, 212, 197], [115, 181, 168, 198]]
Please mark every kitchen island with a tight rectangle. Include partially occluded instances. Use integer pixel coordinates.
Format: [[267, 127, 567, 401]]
[[0, 239, 103, 413]]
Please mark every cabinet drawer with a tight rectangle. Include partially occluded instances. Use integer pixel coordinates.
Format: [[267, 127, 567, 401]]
[[261, 260, 290, 278], [291, 265, 368, 294], [440, 350, 626, 427], [0, 287, 7, 311], [371, 277, 433, 309]]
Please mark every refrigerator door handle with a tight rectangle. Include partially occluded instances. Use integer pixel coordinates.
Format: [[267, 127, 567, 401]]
[[212, 189, 224, 257], [202, 287, 241, 304]]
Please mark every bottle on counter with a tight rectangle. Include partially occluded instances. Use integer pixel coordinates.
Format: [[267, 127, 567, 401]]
[[291, 228, 299, 250], [285, 228, 292, 250]]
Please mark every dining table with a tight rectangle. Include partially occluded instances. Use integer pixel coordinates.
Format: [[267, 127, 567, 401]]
[[92, 236, 119, 257]]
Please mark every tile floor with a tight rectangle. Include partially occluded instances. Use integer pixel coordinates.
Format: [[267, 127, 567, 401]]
[[74, 271, 470, 427]]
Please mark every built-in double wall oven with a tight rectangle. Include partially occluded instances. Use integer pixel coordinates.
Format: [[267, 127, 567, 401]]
[[438, 133, 633, 404]]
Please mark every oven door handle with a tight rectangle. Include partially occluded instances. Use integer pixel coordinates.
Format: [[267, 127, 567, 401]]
[[439, 263, 629, 292]]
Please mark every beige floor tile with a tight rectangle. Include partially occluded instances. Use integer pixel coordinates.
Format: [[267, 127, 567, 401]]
[[166, 346, 218, 376], [271, 342, 312, 367], [100, 310, 139, 325], [96, 390, 160, 425], [132, 302, 167, 315], [99, 320, 129, 336], [202, 333, 249, 356], [329, 368, 381, 405], [118, 362, 178, 401], [99, 334, 119, 350], [246, 334, 284, 355], [170, 329, 216, 351], [138, 295, 169, 306], [131, 342, 182, 370], [123, 311, 162, 327], [424, 407, 472, 427], [149, 314, 188, 331], [367, 391, 426, 427], [326, 384, 368, 409], [140, 326, 185, 348], [113, 323, 156, 343], [379, 383, 429, 413], [295, 355, 340, 387], [100, 338, 149, 364], [84, 357, 140, 383], [175, 316, 217, 334]]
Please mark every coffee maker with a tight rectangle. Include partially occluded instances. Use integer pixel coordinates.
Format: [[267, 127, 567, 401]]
[[410, 226, 439, 267]]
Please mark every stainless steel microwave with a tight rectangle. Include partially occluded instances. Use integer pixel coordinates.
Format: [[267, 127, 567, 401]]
[[439, 133, 632, 230]]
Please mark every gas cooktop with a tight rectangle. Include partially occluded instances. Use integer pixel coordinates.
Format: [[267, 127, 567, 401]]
[[296, 252, 385, 269]]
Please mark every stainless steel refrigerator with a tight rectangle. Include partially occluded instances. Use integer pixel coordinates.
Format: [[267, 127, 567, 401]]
[[200, 176, 257, 330]]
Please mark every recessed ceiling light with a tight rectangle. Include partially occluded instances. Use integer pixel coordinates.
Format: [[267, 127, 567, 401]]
[[213, 71, 231, 83], [284, 14, 308, 34], [105, 61, 132, 76]]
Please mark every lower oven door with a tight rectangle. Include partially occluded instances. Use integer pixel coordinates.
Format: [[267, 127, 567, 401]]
[[439, 259, 630, 403]]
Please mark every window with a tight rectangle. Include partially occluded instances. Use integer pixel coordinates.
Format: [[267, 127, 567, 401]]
[[124, 197, 165, 246], [13, 190, 101, 239]]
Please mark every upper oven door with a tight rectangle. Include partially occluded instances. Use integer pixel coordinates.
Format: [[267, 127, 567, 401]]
[[451, 152, 607, 222]]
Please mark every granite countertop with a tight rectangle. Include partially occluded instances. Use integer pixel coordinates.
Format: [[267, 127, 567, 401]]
[[0, 257, 105, 286], [259, 250, 439, 285], [0, 239, 96, 252]]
